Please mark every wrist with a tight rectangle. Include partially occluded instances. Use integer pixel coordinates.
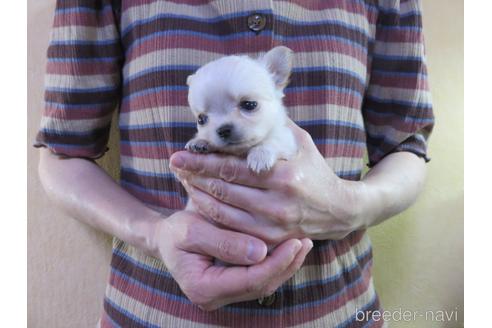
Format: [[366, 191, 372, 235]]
[[132, 209, 168, 259]]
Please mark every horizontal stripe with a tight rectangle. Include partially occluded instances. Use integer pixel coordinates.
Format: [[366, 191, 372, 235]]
[[50, 24, 117, 43], [45, 74, 119, 90], [124, 49, 368, 82]]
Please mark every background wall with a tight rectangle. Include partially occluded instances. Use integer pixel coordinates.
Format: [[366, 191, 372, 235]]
[[27, 1, 464, 327]]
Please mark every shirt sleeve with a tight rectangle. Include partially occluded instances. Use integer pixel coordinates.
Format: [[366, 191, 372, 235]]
[[362, 0, 435, 166], [34, 0, 123, 159]]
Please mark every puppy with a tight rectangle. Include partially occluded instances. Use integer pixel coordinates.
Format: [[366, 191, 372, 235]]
[[184, 46, 297, 173]]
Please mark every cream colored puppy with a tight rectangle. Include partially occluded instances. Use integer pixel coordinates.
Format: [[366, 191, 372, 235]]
[[185, 46, 297, 173]]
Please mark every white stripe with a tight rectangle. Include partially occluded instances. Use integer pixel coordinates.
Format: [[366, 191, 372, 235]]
[[45, 74, 118, 89], [105, 285, 218, 328], [50, 25, 117, 43], [124, 49, 368, 82], [373, 41, 424, 57]]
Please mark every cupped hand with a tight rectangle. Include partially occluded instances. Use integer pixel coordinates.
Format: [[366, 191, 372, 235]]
[[152, 210, 313, 311], [170, 120, 367, 244]]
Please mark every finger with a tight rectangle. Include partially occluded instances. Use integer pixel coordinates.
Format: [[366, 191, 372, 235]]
[[187, 175, 280, 220], [179, 215, 268, 265], [187, 185, 285, 243], [170, 151, 277, 189], [201, 239, 303, 301], [263, 238, 313, 294]]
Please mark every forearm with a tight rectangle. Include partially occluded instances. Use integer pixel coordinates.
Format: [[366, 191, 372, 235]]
[[356, 151, 427, 227], [38, 148, 171, 256]]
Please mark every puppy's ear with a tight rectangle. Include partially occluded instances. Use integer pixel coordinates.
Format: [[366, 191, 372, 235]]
[[259, 46, 293, 89], [186, 74, 195, 86]]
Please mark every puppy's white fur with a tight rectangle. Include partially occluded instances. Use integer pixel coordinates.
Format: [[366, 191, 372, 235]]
[[185, 46, 297, 173]]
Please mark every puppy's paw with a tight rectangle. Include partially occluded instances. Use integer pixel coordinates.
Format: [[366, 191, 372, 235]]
[[247, 147, 276, 173], [185, 138, 211, 153]]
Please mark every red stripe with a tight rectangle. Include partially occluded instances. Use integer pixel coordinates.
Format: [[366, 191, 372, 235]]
[[44, 105, 114, 120], [371, 73, 429, 90], [108, 264, 374, 327], [121, 89, 361, 113]]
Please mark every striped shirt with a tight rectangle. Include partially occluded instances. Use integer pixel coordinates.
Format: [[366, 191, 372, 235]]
[[35, 0, 434, 327]]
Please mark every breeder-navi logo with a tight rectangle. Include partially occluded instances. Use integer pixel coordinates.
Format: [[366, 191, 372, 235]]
[[355, 307, 459, 323]]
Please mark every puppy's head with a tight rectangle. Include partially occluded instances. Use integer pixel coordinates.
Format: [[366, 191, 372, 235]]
[[186, 46, 293, 155]]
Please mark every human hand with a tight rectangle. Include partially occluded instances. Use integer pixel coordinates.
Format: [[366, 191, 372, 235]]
[[151, 210, 313, 310], [170, 120, 367, 244]]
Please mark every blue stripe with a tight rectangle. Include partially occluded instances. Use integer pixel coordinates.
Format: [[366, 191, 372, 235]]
[[120, 180, 187, 200], [372, 53, 424, 62], [40, 142, 98, 149], [123, 65, 366, 91], [41, 128, 104, 137], [47, 56, 118, 63], [125, 30, 368, 55], [45, 101, 114, 109], [104, 297, 161, 328], [365, 95, 432, 109], [377, 24, 422, 32], [298, 119, 364, 130], [120, 167, 176, 179], [50, 39, 119, 46], [372, 69, 427, 78], [337, 169, 363, 177], [122, 86, 188, 102], [46, 86, 117, 94], [55, 4, 112, 15]]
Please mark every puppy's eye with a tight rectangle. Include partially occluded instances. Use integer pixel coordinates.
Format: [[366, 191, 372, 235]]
[[197, 113, 208, 125], [239, 100, 258, 112]]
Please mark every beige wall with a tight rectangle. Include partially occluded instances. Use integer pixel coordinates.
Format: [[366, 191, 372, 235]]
[[27, 1, 464, 327]]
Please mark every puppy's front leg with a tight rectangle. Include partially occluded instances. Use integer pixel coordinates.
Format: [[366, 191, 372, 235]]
[[247, 145, 278, 173]]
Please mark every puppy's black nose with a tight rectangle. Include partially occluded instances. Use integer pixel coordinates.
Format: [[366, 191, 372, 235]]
[[217, 124, 233, 140]]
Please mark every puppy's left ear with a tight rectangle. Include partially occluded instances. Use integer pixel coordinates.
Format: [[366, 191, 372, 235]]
[[259, 46, 293, 89], [186, 74, 195, 86]]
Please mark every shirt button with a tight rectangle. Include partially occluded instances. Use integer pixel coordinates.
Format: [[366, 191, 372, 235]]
[[248, 13, 266, 33], [258, 293, 276, 306]]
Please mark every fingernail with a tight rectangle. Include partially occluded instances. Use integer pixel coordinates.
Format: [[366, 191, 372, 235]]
[[247, 241, 266, 263], [293, 240, 302, 253], [171, 154, 185, 168]]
